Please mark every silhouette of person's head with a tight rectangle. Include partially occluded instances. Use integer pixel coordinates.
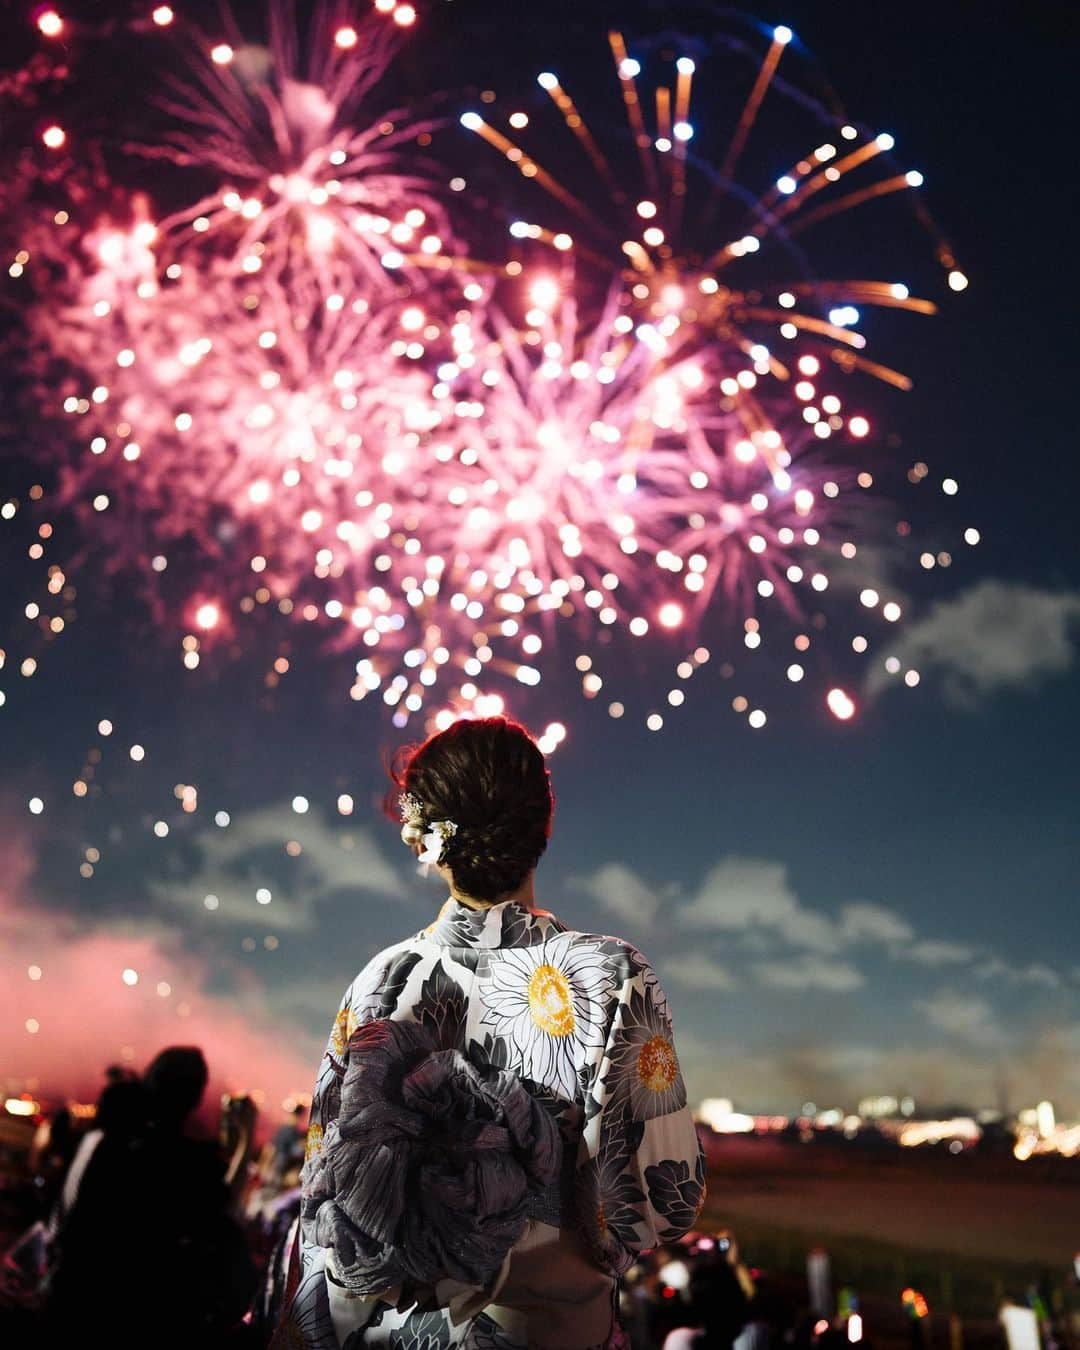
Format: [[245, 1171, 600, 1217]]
[[97, 1078, 150, 1141], [143, 1046, 208, 1130]]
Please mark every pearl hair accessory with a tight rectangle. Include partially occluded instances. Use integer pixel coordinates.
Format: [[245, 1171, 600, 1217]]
[[400, 792, 458, 866], [399, 792, 425, 847]]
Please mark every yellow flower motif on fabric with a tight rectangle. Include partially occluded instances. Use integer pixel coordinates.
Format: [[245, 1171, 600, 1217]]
[[304, 1121, 324, 1163], [330, 1004, 350, 1059], [636, 1035, 678, 1093], [527, 963, 575, 1037], [605, 984, 686, 1120]]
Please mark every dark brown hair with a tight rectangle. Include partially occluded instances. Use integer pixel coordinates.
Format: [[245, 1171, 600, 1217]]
[[391, 717, 553, 903]]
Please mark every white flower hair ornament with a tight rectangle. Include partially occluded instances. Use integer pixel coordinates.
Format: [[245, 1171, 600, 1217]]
[[399, 793, 458, 868], [418, 819, 458, 866]]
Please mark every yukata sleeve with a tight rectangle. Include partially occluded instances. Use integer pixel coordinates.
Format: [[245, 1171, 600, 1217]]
[[299, 941, 421, 1244], [281, 945, 423, 1348], [576, 954, 706, 1277], [273, 982, 355, 1350], [299, 983, 354, 1247]]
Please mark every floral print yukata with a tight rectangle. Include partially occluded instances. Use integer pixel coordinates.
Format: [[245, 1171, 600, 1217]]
[[281, 898, 705, 1349]]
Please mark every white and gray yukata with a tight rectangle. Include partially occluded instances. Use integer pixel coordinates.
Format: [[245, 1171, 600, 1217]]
[[278, 897, 705, 1349]]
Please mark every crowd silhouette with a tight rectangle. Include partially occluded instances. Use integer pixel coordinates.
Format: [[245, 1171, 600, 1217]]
[[2, 1043, 786, 1349], [36, 1048, 256, 1348]]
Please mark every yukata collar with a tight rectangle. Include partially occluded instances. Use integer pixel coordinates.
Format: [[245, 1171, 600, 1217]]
[[422, 897, 567, 949]]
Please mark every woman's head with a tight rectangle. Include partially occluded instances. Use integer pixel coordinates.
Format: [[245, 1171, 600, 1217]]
[[391, 717, 553, 904]]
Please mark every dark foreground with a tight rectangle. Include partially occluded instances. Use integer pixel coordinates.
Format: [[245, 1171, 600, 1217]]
[[698, 1133, 1080, 1349], [4, 1128, 1078, 1348]]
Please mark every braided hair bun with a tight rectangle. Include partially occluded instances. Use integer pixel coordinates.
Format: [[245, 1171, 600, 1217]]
[[392, 718, 553, 903]]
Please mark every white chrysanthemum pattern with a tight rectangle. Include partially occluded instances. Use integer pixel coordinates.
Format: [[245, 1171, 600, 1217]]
[[479, 934, 618, 1099]]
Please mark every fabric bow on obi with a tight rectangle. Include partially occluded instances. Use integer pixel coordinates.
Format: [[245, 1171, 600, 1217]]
[[308, 1019, 561, 1298]]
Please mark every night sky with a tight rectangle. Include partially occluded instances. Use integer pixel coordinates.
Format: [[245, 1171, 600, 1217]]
[[2, 1, 1078, 1122]]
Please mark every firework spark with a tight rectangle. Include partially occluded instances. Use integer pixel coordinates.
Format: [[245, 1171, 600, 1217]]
[[141, 2, 454, 297], [23, 205, 458, 637], [455, 18, 969, 726]]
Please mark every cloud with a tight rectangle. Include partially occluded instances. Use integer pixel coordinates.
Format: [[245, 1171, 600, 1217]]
[[1015, 963, 1063, 989], [150, 803, 403, 932], [973, 958, 1007, 980], [0, 826, 317, 1114], [660, 952, 738, 992], [840, 902, 915, 945], [571, 862, 667, 927], [677, 861, 912, 961], [826, 541, 911, 608], [677, 858, 877, 959], [975, 957, 1063, 988], [582, 856, 867, 958], [920, 992, 1002, 1047], [582, 851, 1070, 1011], [680, 857, 809, 933], [867, 580, 1080, 704], [755, 955, 865, 992], [900, 940, 977, 966]]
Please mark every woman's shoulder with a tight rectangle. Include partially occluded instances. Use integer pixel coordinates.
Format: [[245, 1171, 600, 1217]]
[[340, 935, 424, 1006], [548, 925, 659, 985], [550, 926, 676, 1028]]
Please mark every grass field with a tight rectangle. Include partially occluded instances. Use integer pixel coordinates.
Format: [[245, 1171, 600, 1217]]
[[700, 1134, 1080, 1325]]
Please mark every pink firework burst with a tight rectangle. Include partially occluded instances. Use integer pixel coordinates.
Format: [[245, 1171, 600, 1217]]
[[26, 204, 454, 640], [141, 1, 454, 295], [428, 282, 700, 597], [3, 7, 974, 737], [425, 280, 871, 647]]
